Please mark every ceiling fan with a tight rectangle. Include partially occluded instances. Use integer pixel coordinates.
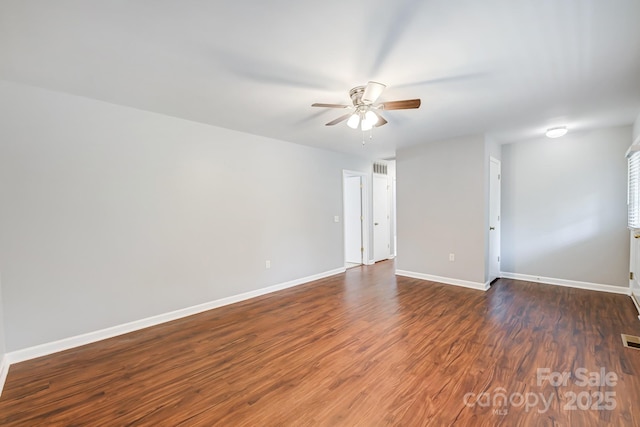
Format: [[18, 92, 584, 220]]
[[312, 81, 421, 133]]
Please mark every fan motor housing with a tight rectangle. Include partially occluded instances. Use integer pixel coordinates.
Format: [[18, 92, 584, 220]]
[[349, 86, 366, 106]]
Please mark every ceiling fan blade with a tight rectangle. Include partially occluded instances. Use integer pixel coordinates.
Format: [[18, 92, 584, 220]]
[[312, 103, 350, 108], [325, 113, 353, 126], [393, 72, 487, 89], [362, 81, 386, 104], [375, 114, 388, 127], [380, 99, 421, 110]]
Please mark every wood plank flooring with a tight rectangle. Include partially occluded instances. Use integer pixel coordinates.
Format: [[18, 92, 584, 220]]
[[1, 260, 640, 426]]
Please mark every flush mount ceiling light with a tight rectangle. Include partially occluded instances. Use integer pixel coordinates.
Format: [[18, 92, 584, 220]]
[[545, 126, 568, 138]]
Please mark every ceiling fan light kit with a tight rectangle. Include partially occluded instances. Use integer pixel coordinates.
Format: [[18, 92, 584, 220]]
[[364, 110, 378, 126], [347, 113, 360, 129], [361, 116, 374, 132], [312, 81, 421, 144]]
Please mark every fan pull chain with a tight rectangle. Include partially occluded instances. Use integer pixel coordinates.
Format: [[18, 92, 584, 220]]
[[361, 128, 375, 145]]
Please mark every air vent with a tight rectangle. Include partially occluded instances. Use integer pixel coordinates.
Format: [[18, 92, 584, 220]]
[[621, 334, 640, 350], [373, 163, 387, 175]]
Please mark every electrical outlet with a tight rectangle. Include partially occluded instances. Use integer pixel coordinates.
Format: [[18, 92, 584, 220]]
[[334, 215, 340, 223], [265, 260, 271, 269], [449, 253, 455, 262]]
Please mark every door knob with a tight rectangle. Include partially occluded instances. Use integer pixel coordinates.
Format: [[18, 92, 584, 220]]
[[374, 222, 379, 226], [489, 227, 495, 231]]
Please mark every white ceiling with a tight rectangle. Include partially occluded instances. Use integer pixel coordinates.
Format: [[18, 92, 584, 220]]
[[1, 0, 639, 159]]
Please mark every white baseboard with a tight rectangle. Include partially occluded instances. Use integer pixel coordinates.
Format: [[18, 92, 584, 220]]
[[0, 355, 8, 397], [3, 267, 345, 371], [500, 272, 631, 295], [395, 270, 490, 291]]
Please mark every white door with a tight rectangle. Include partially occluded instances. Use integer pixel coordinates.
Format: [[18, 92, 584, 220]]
[[488, 158, 501, 282], [630, 234, 640, 305], [373, 174, 390, 262], [344, 176, 363, 264]]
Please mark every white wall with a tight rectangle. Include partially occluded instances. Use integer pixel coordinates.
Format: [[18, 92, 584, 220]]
[[0, 275, 6, 360], [634, 111, 640, 142], [0, 80, 371, 352], [501, 126, 631, 287], [396, 134, 487, 285]]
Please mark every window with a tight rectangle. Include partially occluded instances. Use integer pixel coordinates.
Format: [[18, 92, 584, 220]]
[[628, 149, 640, 228]]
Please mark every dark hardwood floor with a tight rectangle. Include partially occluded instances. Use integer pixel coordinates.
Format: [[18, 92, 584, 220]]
[[1, 260, 640, 426]]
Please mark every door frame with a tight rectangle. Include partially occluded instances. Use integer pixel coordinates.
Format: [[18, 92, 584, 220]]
[[488, 157, 501, 283], [372, 172, 391, 263], [343, 170, 371, 266], [629, 233, 640, 318]]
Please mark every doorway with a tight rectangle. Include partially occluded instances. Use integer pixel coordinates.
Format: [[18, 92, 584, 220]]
[[373, 173, 390, 262], [488, 157, 501, 282], [343, 170, 369, 268]]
